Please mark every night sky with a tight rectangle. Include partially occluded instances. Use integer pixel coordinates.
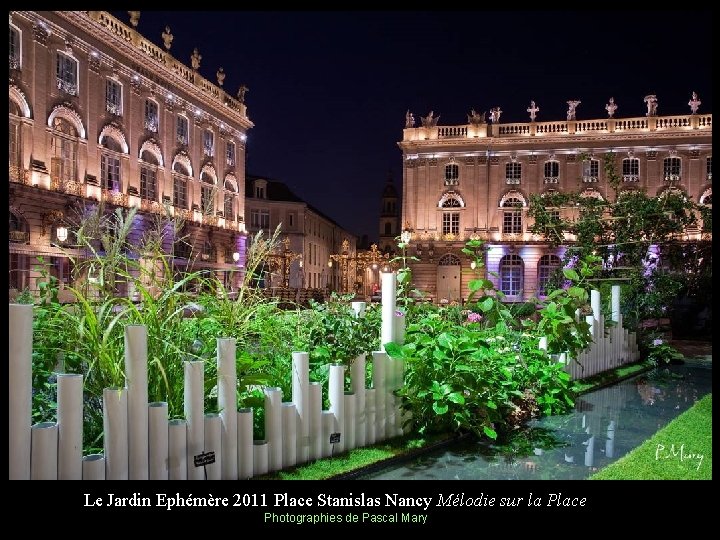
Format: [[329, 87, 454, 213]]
[[113, 11, 712, 242]]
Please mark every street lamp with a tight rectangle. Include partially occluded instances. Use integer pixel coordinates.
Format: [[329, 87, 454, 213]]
[[267, 236, 301, 288], [329, 238, 351, 293]]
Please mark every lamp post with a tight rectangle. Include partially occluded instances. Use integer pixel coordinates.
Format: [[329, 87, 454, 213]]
[[267, 237, 301, 288], [353, 243, 391, 297], [329, 239, 351, 293]]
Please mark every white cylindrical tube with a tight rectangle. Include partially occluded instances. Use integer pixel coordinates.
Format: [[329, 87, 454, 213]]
[[328, 364, 345, 454], [125, 324, 149, 480], [372, 351, 387, 442], [321, 411, 338, 458], [237, 408, 254, 479], [9, 303, 32, 480], [350, 355, 366, 448], [57, 373, 83, 480], [309, 382, 323, 461], [103, 387, 128, 480], [168, 419, 187, 480], [395, 357, 405, 436], [380, 272, 397, 351], [386, 356, 396, 439], [253, 440, 268, 476], [184, 360, 204, 480], [393, 312, 406, 345], [351, 301, 366, 318], [204, 413, 222, 480], [538, 336, 548, 351], [585, 315, 595, 343], [611, 285, 621, 323], [292, 351, 310, 464], [148, 402, 168, 480], [366, 389, 376, 445], [591, 290, 601, 338], [264, 387, 283, 472], [344, 392, 356, 451], [217, 337, 237, 480], [31, 421, 58, 480], [282, 402, 297, 469], [82, 454, 105, 480]]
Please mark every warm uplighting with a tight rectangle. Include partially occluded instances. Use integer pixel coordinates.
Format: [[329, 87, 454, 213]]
[[56, 225, 69, 243], [232, 251, 240, 262]]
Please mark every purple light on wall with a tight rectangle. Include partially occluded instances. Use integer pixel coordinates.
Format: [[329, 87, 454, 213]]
[[235, 234, 247, 268]]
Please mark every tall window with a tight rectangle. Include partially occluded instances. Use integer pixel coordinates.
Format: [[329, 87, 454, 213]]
[[49, 118, 78, 185], [707, 156, 712, 182], [502, 197, 523, 234], [139, 150, 158, 201], [663, 157, 681, 182], [200, 173, 215, 214], [100, 137, 122, 191], [543, 161, 559, 184], [105, 79, 122, 116], [176, 115, 189, 145], [56, 52, 78, 95], [173, 161, 190, 209], [203, 130, 214, 157], [500, 254, 524, 296], [622, 158, 639, 182], [144, 100, 158, 132], [9, 102, 21, 173], [255, 185, 265, 199], [582, 159, 599, 183], [226, 141, 236, 167], [9, 26, 20, 69], [224, 180, 235, 220], [445, 163, 459, 186], [442, 212, 459, 235], [384, 222, 392, 235], [537, 254, 561, 296], [505, 162, 521, 185]]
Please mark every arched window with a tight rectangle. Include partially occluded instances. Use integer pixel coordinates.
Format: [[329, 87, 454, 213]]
[[506, 162, 521, 185], [537, 254, 561, 296], [200, 170, 216, 215], [203, 129, 214, 157], [438, 254, 461, 266], [582, 159, 599, 183], [49, 118, 78, 186], [139, 150, 158, 201], [56, 51, 78, 96], [144, 99, 159, 133], [439, 192, 463, 236], [9, 100, 22, 175], [10, 24, 21, 69], [622, 158, 639, 182], [663, 157, 681, 183], [500, 254, 523, 296], [105, 79, 123, 116], [226, 140, 236, 167], [100, 136, 124, 191], [543, 160, 560, 184], [502, 197, 523, 234], [172, 160, 190, 209], [224, 178, 237, 220], [176, 115, 189, 146]]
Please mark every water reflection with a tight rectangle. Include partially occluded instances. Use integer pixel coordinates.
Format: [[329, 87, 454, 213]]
[[360, 360, 711, 480]]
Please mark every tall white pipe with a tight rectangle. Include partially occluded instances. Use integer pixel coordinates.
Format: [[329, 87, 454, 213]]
[[308, 382, 323, 461], [204, 413, 222, 480], [217, 338, 237, 480], [344, 392, 356, 451], [9, 303, 32, 480], [394, 357, 405, 436], [125, 325, 149, 480], [350, 355, 366, 448], [591, 290, 601, 339], [611, 285, 621, 323], [82, 454, 105, 480], [57, 373, 83, 480], [253, 440, 268, 476], [184, 360, 204, 480], [264, 387, 283, 472], [386, 357, 396, 439], [328, 364, 345, 453], [103, 387, 128, 480], [321, 411, 338, 458], [380, 272, 397, 351], [393, 312, 406, 345], [351, 301, 366, 318], [237, 408, 254, 479], [148, 402, 168, 480], [31, 422, 58, 480], [292, 351, 310, 464], [372, 351, 387, 442], [282, 402, 297, 469], [365, 389, 376, 445], [168, 419, 187, 480]]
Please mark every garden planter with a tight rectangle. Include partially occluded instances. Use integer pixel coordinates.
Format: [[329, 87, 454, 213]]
[[381, 272, 396, 350], [9, 303, 32, 480], [125, 325, 149, 480], [366, 389, 376, 444], [103, 387, 128, 480], [328, 364, 345, 453], [57, 373, 83, 480], [344, 392, 356, 451], [264, 387, 283, 472], [350, 355, 366, 447], [309, 382, 323, 461], [217, 338, 237, 480], [292, 352, 310, 464], [82, 454, 105, 480], [184, 360, 205, 480], [321, 411, 338, 458], [31, 421, 58, 480], [253, 440, 269, 476], [237, 408, 254, 479], [282, 403, 297, 468], [168, 419, 187, 480], [372, 351, 387, 442], [204, 413, 222, 480], [148, 402, 169, 480]]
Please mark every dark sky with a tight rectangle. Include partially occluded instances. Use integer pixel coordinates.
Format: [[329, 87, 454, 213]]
[[114, 11, 712, 242]]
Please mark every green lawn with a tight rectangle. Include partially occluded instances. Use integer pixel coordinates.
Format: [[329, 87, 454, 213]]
[[572, 359, 655, 395], [591, 394, 712, 480]]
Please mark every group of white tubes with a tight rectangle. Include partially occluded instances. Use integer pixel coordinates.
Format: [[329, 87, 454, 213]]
[[9, 271, 406, 480], [10, 279, 638, 480]]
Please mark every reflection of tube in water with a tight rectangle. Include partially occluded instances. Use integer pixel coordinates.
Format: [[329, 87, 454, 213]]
[[584, 435, 595, 467], [605, 420, 616, 458]]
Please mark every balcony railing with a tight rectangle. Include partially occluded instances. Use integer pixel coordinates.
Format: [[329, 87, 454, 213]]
[[102, 189, 128, 206], [582, 176, 598, 183], [444, 179, 459, 186], [9, 165, 28, 184], [144, 118, 158, 133], [9, 54, 20, 70], [505, 177, 521, 185], [56, 77, 77, 96], [663, 174, 681, 183], [106, 101, 122, 116], [622, 174, 639, 183], [543, 177, 559, 184]]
